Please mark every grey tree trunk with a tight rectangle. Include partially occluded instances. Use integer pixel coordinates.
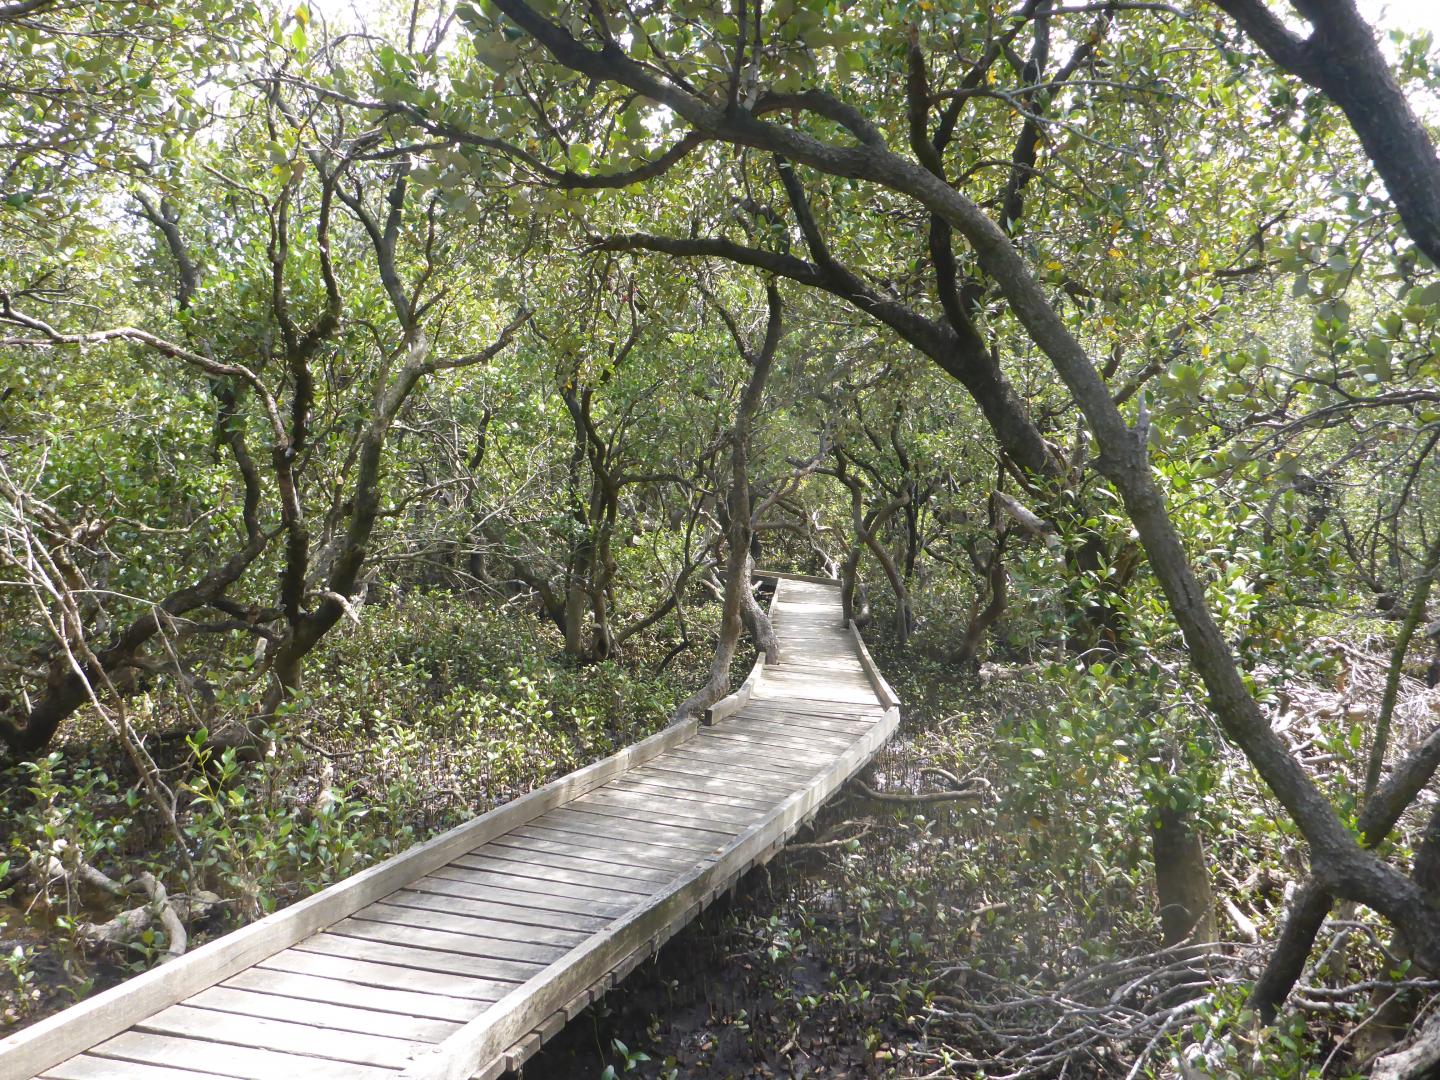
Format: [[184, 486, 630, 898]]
[[1150, 804, 1217, 946]]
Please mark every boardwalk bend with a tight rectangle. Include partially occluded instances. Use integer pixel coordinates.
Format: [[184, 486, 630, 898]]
[[1, 575, 901, 1080]]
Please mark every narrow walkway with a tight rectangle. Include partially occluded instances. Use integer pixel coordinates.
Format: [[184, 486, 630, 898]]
[[2, 577, 900, 1080]]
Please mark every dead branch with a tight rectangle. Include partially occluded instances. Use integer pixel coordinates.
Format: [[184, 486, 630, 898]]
[[1372, 1008, 1440, 1080], [850, 779, 987, 804]]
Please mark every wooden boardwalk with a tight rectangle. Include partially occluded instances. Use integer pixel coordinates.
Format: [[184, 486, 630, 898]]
[[1, 577, 900, 1080]]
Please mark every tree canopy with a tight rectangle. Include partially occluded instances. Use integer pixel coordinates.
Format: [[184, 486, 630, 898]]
[[6, 0, 1440, 1074]]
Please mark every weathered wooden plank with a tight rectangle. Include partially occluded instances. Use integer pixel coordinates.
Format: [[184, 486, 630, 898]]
[[466, 843, 675, 884], [734, 708, 880, 734], [41, 1057, 214, 1080], [740, 706, 882, 727], [650, 748, 817, 783], [741, 695, 881, 715], [699, 735, 841, 767], [750, 569, 840, 587], [562, 986, 597, 1021], [386, 884, 610, 934], [628, 761, 798, 799], [291, 933, 542, 985], [720, 730, 857, 759], [221, 968, 482, 1024], [675, 744, 822, 780], [697, 730, 839, 764], [257, 950, 508, 1003], [476, 977, 592, 1080], [731, 720, 875, 747], [86, 1031, 397, 1080], [502, 1032, 543, 1072], [431, 861, 643, 906], [765, 652, 864, 666], [536, 808, 735, 852], [579, 787, 763, 827], [327, 918, 567, 967], [573, 793, 761, 833], [605, 775, 777, 811], [422, 867, 635, 916], [723, 718, 858, 748], [762, 665, 869, 685], [349, 901, 588, 950], [0, 718, 701, 1080], [610, 769, 778, 801], [755, 679, 872, 698], [751, 682, 879, 707], [748, 676, 869, 694], [500, 825, 698, 870], [183, 985, 461, 1042], [763, 645, 855, 658], [136, 1003, 425, 1069], [566, 794, 754, 835], [442, 855, 655, 898], [681, 738, 828, 771], [448, 852, 660, 894]]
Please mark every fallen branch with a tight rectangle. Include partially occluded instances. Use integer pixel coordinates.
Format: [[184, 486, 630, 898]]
[[66, 866, 218, 962], [786, 820, 875, 853], [921, 765, 986, 790], [1221, 896, 1259, 944], [850, 779, 986, 804], [1295, 977, 1440, 1001], [921, 943, 1253, 1079], [42, 855, 124, 898], [1373, 1009, 1440, 1080]]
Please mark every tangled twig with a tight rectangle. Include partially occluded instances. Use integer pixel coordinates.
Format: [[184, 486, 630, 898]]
[[919, 943, 1256, 1079]]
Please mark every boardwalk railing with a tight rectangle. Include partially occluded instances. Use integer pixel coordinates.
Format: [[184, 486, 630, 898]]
[[3, 576, 899, 1080]]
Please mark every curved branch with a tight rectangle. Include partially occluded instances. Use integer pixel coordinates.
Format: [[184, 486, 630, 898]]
[[0, 297, 287, 440]]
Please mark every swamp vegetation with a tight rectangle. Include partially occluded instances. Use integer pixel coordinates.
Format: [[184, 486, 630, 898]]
[[5, 0, 1440, 1075]]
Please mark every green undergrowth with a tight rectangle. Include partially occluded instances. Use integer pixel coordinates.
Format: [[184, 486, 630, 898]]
[[0, 589, 706, 1030], [527, 629, 1395, 1079]]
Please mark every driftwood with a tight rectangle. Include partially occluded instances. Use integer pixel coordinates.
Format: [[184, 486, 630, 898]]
[[850, 777, 989, 805], [1221, 896, 1260, 945], [42, 856, 214, 961], [1370, 1009, 1440, 1080]]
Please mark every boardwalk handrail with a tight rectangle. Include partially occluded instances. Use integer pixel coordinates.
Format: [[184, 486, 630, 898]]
[[751, 568, 840, 587], [703, 650, 766, 726], [849, 620, 901, 711], [0, 717, 700, 1080]]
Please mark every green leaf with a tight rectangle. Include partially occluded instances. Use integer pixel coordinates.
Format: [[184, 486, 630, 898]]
[[1412, 281, 1440, 306]]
